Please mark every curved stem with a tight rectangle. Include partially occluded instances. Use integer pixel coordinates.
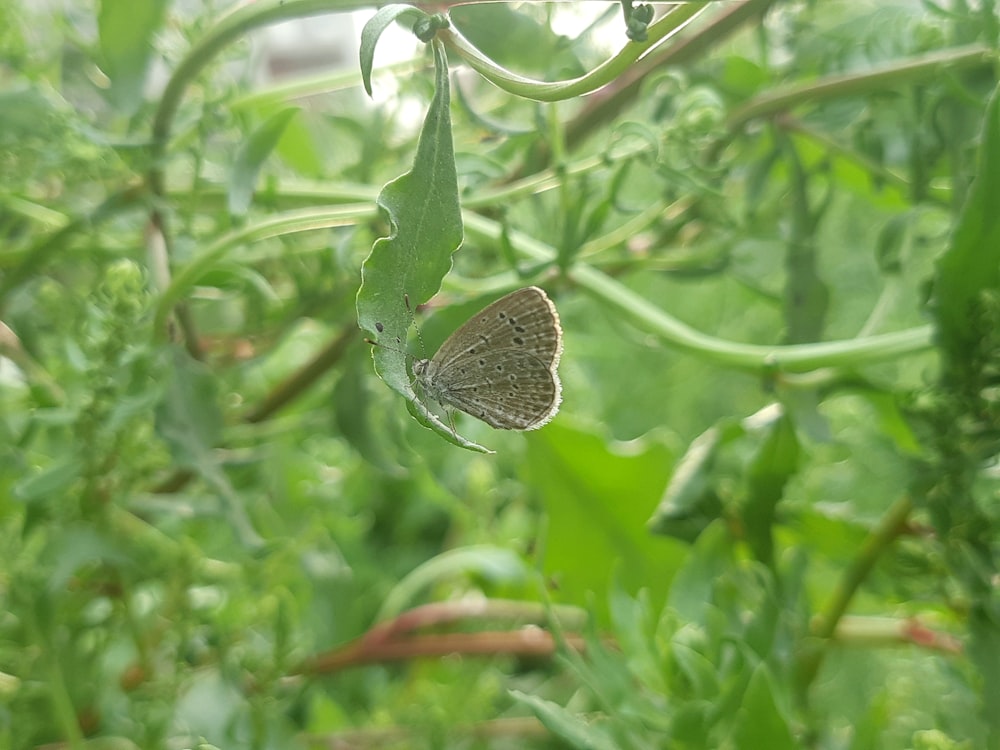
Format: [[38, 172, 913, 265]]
[[149, 0, 352, 171], [727, 44, 995, 132], [461, 211, 934, 373], [146, 0, 371, 345], [441, 3, 705, 102], [151, 204, 375, 337], [566, 0, 780, 151]]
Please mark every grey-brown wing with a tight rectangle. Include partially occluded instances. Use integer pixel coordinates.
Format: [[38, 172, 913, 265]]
[[431, 287, 563, 372], [433, 349, 561, 430]]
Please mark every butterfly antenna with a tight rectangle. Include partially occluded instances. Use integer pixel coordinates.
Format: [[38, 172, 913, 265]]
[[404, 292, 430, 359]]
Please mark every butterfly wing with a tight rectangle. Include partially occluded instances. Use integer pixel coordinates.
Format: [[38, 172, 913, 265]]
[[433, 287, 561, 366], [422, 287, 563, 430], [432, 349, 561, 429]]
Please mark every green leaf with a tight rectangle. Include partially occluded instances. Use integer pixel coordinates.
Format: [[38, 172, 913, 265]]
[[968, 605, 1000, 737], [449, 4, 583, 76], [359, 5, 427, 97], [670, 642, 721, 699], [356, 39, 472, 449], [511, 691, 619, 750], [155, 347, 263, 550], [848, 693, 890, 750], [729, 664, 798, 750], [43, 524, 131, 592], [155, 348, 223, 466], [527, 423, 684, 618], [98, 0, 168, 113], [667, 521, 734, 624], [333, 352, 407, 477], [12, 456, 83, 505], [859, 389, 923, 456], [875, 214, 908, 274], [271, 113, 323, 178], [607, 586, 666, 693], [76, 738, 141, 750], [228, 108, 299, 217], [648, 420, 741, 542], [743, 410, 800, 565], [0, 86, 60, 139], [933, 83, 1000, 363], [377, 545, 527, 620]]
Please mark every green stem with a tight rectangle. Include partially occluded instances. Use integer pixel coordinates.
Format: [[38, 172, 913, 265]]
[[798, 493, 914, 690], [465, 141, 651, 207], [151, 204, 375, 337], [149, 0, 353, 171], [779, 131, 829, 344], [146, 0, 373, 344], [727, 44, 995, 132], [783, 122, 950, 207], [577, 197, 691, 260], [460, 211, 934, 373], [26, 604, 84, 747], [440, 3, 705, 102], [566, 0, 781, 151], [150, 183, 935, 373], [243, 326, 358, 423]]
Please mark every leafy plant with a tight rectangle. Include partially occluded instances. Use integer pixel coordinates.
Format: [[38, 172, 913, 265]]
[[1, 1, 998, 748]]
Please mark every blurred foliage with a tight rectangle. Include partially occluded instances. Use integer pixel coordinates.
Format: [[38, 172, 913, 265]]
[[1, 0, 999, 748]]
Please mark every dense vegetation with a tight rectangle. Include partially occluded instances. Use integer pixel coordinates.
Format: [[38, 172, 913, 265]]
[[1, 1, 999, 747]]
